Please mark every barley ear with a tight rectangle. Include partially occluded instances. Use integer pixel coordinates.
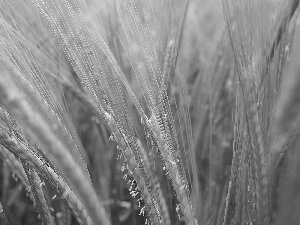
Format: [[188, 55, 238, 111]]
[[0, 65, 110, 225], [0, 128, 92, 225], [138, 139, 171, 225], [23, 163, 54, 225], [0, 145, 29, 188]]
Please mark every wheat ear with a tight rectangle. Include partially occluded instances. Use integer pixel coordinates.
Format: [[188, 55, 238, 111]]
[[105, 112, 160, 223], [23, 163, 54, 225], [0, 67, 109, 225], [138, 139, 171, 225], [147, 114, 197, 225], [0, 128, 92, 225], [0, 145, 29, 188]]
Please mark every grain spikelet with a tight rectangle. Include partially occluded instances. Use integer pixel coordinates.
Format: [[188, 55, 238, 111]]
[[223, 0, 299, 223], [105, 112, 159, 223], [23, 163, 54, 225], [0, 127, 93, 225], [0, 5, 90, 180], [0, 65, 109, 225], [0, 145, 29, 188], [138, 139, 171, 225]]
